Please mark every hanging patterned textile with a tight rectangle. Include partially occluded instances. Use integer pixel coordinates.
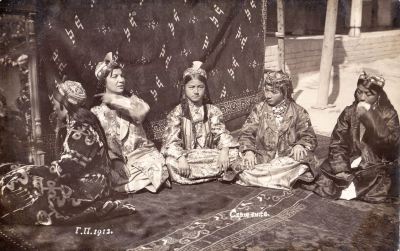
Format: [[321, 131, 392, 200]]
[[38, 0, 264, 142]]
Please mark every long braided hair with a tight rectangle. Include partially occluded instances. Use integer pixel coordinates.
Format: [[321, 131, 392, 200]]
[[177, 72, 213, 149], [179, 73, 212, 123]]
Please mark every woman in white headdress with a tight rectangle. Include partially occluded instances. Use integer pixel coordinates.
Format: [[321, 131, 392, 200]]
[[91, 52, 169, 193], [161, 61, 240, 184]]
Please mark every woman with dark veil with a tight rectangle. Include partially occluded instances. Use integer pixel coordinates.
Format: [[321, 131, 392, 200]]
[[0, 80, 135, 225], [302, 72, 400, 203]]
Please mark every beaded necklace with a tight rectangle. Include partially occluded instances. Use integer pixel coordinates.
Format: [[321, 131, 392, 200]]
[[271, 100, 287, 126]]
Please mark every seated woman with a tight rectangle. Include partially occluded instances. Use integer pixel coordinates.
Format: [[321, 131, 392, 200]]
[[237, 70, 317, 189], [162, 61, 239, 184], [91, 52, 168, 193], [303, 72, 399, 203], [0, 80, 135, 225]]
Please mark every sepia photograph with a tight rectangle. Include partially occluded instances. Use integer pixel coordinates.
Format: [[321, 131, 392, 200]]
[[0, 0, 399, 250]]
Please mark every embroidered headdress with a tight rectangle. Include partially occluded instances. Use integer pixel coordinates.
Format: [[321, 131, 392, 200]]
[[95, 52, 120, 81], [264, 70, 291, 87], [357, 71, 385, 89], [53, 80, 87, 107], [263, 70, 293, 99], [183, 61, 207, 80]]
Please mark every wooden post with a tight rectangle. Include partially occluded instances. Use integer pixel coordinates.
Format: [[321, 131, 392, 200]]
[[349, 0, 362, 37], [377, 0, 392, 27], [313, 0, 339, 109], [276, 0, 285, 71], [26, 13, 45, 165], [262, 0, 267, 47]]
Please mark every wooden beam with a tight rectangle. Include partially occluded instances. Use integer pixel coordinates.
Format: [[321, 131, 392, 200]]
[[377, 0, 392, 27], [276, 0, 285, 71], [26, 13, 45, 165], [0, 0, 36, 14], [262, 0, 267, 47], [313, 0, 339, 109], [349, 0, 362, 37]]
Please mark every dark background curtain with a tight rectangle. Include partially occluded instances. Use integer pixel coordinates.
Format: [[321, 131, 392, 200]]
[[36, 0, 264, 147]]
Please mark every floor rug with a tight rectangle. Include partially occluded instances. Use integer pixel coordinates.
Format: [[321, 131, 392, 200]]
[[0, 135, 398, 251]]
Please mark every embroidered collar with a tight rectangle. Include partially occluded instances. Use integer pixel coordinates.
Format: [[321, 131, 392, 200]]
[[271, 100, 287, 117]]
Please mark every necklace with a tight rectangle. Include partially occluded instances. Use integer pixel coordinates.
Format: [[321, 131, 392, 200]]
[[271, 100, 287, 125], [188, 101, 203, 122]]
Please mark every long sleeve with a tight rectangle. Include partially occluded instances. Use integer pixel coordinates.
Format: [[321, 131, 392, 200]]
[[52, 121, 103, 178], [294, 107, 318, 151], [326, 107, 352, 174], [161, 106, 185, 159], [239, 102, 262, 153], [90, 105, 124, 160], [360, 107, 400, 150], [209, 106, 239, 149], [105, 93, 150, 124]]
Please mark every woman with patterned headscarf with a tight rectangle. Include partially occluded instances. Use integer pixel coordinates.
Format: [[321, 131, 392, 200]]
[[302, 72, 399, 203], [91, 52, 169, 193], [161, 61, 239, 184], [0, 80, 135, 225], [236, 70, 317, 189]]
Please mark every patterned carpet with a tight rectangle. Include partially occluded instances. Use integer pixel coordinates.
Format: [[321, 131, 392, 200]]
[[0, 136, 398, 251], [130, 189, 398, 251]]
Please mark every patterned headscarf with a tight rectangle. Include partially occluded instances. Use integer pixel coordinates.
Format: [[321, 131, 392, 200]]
[[53, 80, 87, 107], [357, 71, 385, 89], [95, 52, 120, 82], [183, 61, 207, 80], [263, 70, 293, 100]]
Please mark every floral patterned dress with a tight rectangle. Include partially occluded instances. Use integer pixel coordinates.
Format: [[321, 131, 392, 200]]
[[237, 100, 317, 189], [162, 103, 239, 184], [91, 94, 169, 193], [0, 118, 135, 225]]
